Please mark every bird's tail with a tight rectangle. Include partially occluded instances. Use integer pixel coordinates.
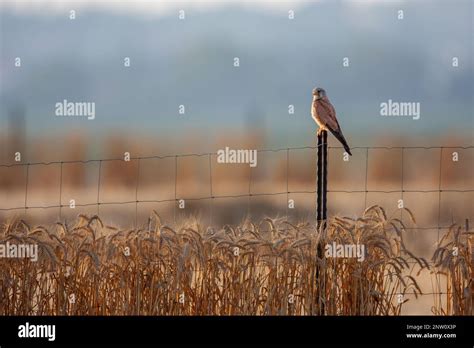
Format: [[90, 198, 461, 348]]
[[328, 128, 352, 156]]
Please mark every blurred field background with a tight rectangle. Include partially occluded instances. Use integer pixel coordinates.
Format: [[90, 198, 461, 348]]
[[1, 131, 473, 258], [0, 0, 473, 314]]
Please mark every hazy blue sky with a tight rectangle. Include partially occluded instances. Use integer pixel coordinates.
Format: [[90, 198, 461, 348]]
[[1, 0, 472, 149]]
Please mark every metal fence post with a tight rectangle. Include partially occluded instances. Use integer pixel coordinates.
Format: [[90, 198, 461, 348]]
[[322, 130, 328, 230], [317, 132, 323, 227], [317, 130, 328, 231], [316, 130, 328, 315]]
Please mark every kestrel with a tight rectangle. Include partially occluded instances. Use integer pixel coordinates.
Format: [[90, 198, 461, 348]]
[[311, 87, 352, 156]]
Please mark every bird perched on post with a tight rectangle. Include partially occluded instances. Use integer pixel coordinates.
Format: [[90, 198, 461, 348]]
[[311, 87, 352, 156]]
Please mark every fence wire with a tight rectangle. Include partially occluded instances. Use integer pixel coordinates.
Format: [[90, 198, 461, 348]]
[[0, 145, 473, 305], [1, 146, 472, 225]]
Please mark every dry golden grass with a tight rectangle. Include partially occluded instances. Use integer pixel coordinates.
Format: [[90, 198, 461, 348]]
[[432, 224, 473, 315], [1, 206, 465, 316]]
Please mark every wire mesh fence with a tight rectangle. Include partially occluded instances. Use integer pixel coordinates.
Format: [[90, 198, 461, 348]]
[[1, 145, 472, 226]]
